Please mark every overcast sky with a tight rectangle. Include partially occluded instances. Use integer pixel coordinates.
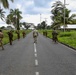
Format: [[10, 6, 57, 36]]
[[0, 0, 76, 27]]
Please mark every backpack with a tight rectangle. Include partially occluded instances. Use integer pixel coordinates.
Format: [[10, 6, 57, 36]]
[[0, 32, 3, 38], [34, 32, 37, 36], [33, 31, 38, 37]]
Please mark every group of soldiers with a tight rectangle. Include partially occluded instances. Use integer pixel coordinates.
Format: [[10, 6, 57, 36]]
[[43, 29, 58, 43], [0, 30, 26, 50], [0, 29, 58, 50], [33, 29, 58, 44]]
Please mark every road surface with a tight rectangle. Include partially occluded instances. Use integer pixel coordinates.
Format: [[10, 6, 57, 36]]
[[0, 32, 76, 75]]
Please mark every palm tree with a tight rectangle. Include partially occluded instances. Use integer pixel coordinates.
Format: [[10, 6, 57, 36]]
[[0, 8, 5, 21], [41, 21, 47, 29], [0, 0, 14, 23], [9, 8, 22, 30], [60, 8, 76, 27], [51, 1, 64, 29], [6, 14, 12, 25], [0, 0, 14, 9], [51, 1, 76, 29], [51, 1, 64, 16]]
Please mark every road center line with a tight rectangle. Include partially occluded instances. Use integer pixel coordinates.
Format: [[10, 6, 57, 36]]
[[34, 43, 37, 53], [34, 43, 39, 75], [35, 59, 38, 66], [35, 53, 37, 57], [35, 72, 39, 75]]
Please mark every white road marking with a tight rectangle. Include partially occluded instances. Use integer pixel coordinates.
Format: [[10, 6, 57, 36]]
[[34, 43, 39, 75], [35, 48, 37, 53], [35, 53, 37, 57], [34, 43, 37, 53], [35, 72, 39, 75], [35, 59, 38, 66]]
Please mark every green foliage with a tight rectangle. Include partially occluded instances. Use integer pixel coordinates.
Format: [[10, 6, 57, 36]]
[[51, 1, 76, 29], [7, 9, 22, 29], [41, 21, 47, 29], [0, 0, 14, 9], [37, 21, 47, 29], [58, 31, 76, 48], [38, 29, 52, 38], [59, 32, 71, 37]]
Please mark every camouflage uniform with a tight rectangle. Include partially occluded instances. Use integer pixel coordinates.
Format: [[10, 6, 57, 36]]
[[22, 31, 26, 38], [33, 30, 38, 43], [16, 31, 20, 40], [0, 30, 4, 50], [7, 31, 13, 45], [52, 30, 58, 43]]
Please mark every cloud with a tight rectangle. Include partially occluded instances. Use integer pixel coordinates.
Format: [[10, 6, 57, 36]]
[[58, 0, 76, 12], [34, 0, 52, 7], [8, 0, 52, 15], [66, 0, 76, 12], [21, 14, 41, 25], [25, 6, 51, 15], [21, 13, 52, 26], [9, 0, 52, 15], [4, 0, 76, 15], [22, 0, 52, 15]]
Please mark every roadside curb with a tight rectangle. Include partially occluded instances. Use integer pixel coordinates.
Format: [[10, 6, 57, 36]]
[[39, 33, 76, 51], [47, 36, 76, 50], [58, 41, 76, 50]]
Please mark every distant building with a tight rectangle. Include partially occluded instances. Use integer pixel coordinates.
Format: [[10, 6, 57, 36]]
[[25, 23, 35, 29], [29, 23, 35, 29], [60, 24, 76, 30], [6, 25, 16, 30], [25, 23, 34, 26], [20, 25, 26, 30]]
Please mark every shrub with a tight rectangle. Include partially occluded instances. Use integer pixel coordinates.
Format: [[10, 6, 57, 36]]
[[59, 32, 71, 37]]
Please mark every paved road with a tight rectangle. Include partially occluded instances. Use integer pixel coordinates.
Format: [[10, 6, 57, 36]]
[[0, 32, 76, 75]]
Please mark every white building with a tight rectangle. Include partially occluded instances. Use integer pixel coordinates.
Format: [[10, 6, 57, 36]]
[[6, 25, 16, 30], [60, 24, 76, 30], [29, 24, 35, 29]]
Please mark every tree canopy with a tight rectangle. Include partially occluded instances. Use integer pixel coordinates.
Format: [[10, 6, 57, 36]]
[[51, 1, 76, 29]]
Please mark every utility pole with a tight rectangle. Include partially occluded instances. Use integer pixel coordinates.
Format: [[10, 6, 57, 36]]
[[40, 14, 41, 25], [0, 0, 1, 10], [63, 0, 69, 32], [44, 18, 47, 29], [64, 0, 66, 32]]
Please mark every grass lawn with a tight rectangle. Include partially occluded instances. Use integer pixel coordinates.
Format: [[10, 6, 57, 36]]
[[58, 31, 76, 48]]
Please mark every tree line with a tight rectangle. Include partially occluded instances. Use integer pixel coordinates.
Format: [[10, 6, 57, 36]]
[[0, 0, 76, 30]]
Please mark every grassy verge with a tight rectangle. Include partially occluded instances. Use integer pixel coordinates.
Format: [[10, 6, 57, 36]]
[[2, 29, 31, 45], [58, 31, 76, 48], [39, 30, 76, 49]]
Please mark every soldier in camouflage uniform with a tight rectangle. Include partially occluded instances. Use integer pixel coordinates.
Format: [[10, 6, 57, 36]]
[[0, 30, 4, 50], [7, 30, 13, 45], [52, 29, 58, 43], [33, 30, 38, 43]]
